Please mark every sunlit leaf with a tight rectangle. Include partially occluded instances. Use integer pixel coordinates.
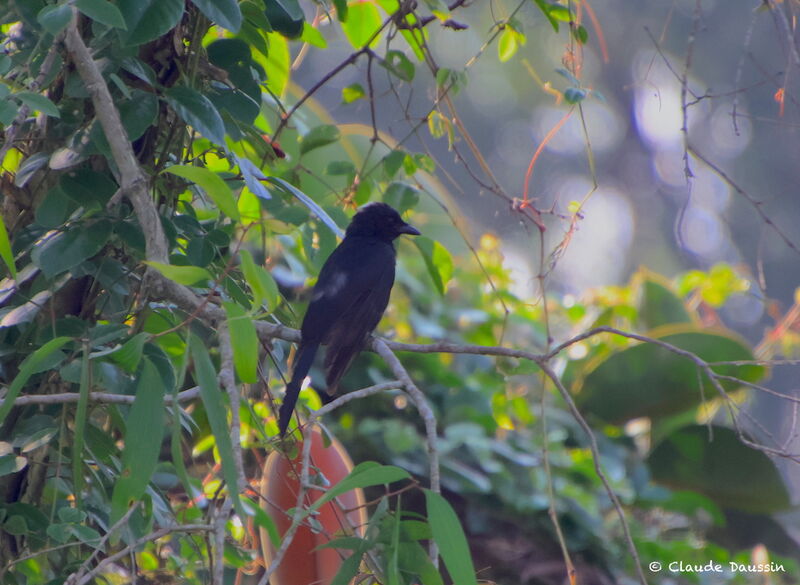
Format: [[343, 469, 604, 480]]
[[164, 164, 240, 220], [145, 261, 212, 286], [414, 237, 453, 296], [223, 301, 258, 383], [342, 1, 382, 48]]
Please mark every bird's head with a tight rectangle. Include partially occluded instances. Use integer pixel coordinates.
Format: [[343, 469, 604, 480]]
[[345, 202, 420, 241]]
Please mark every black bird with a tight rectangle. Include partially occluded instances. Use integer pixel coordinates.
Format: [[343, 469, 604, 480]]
[[278, 202, 420, 436]]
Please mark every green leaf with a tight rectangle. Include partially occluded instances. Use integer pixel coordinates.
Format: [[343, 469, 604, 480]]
[[0, 216, 16, 278], [299, 124, 341, 155], [576, 327, 766, 424], [145, 261, 212, 286], [33, 220, 113, 279], [333, 0, 348, 22], [189, 335, 245, 517], [266, 177, 344, 237], [341, 83, 365, 104], [36, 4, 72, 35], [382, 150, 406, 178], [15, 92, 60, 118], [223, 301, 258, 383], [434, 68, 467, 96], [264, 0, 305, 38], [573, 24, 588, 44], [60, 169, 118, 208], [164, 85, 227, 146], [424, 490, 478, 585], [0, 336, 72, 425], [110, 360, 166, 525], [239, 249, 280, 310], [498, 28, 519, 62], [342, 1, 382, 48], [90, 90, 158, 152], [635, 270, 692, 330], [300, 22, 326, 47], [190, 0, 242, 32], [75, 0, 127, 29], [311, 463, 411, 511], [164, 164, 240, 220], [414, 237, 453, 296], [383, 181, 419, 214], [72, 345, 91, 498], [648, 425, 791, 514], [118, 0, 184, 46], [381, 51, 415, 82], [108, 332, 149, 373]]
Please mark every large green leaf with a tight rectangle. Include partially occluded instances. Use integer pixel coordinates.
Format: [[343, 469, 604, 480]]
[[60, 169, 118, 209], [648, 425, 791, 514], [424, 490, 478, 585], [33, 220, 113, 279], [311, 462, 411, 511], [110, 360, 166, 525], [239, 249, 280, 310], [299, 124, 341, 155], [0, 337, 72, 426], [341, 1, 382, 48], [634, 269, 692, 330], [75, 0, 127, 29], [118, 0, 184, 46], [575, 327, 765, 424], [264, 0, 304, 38], [190, 0, 242, 32], [164, 86, 226, 146], [223, 301, 258, 384], [163, 164, 240, 220], [189, 335, 245, 517], [414, 237, 453, 296]]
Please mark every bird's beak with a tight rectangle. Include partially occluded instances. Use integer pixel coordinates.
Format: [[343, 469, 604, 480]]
[[398, 223, 421, 236]]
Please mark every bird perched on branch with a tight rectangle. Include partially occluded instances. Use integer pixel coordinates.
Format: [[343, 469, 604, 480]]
[[278, 202, 420, 436]]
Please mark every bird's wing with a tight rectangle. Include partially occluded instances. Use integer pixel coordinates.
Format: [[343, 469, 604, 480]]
[[300, 237, 396, 344], [322, 260, 394, 392]]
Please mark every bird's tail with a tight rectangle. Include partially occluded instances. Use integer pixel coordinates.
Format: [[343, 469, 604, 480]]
[[278, 342, 319, 436]]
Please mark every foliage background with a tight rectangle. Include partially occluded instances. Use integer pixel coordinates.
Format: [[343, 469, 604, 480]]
[[1, 0, 799, 584]]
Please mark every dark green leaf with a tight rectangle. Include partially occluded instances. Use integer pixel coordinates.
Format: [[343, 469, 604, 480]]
[[264, 0, 305, 38], [60, 169, 118, 208], [15, 91, 60, 118], [33, 220, 113, 279], [424, 490, 478, 585], [164, 85, 227, 145], [333, 0, 347, 21], [299, 124, 341, 155], [574, 24, 588, 44], [635, 270, 692, 329], [109, 332, 149, 373], [576, 328, 765, 424], [381, 51, 415, 82], [90, 90, 158, 152], [75, 0, 127, 29], [118, 0, 184, 46], [648, 425, 791, 514], [110, 360, 166, 525], [190, 0, 242, 32], [0, 337, 71, 426], [36, 4, 72, 34]]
